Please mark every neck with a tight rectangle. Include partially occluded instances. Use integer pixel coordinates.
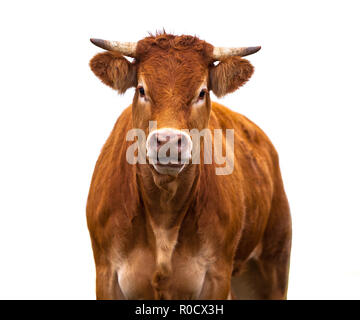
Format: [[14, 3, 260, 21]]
[[138, 164, 199, 228], [137, 163, 200, 298]]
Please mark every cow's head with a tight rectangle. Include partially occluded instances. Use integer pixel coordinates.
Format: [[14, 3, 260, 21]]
[[89, 33, 260, 177]]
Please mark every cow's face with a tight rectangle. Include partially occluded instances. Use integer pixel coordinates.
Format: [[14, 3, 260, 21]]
[[90, 34, 257, 176]]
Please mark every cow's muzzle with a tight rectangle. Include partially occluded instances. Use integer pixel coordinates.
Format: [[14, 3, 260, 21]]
[[146, 128, 192, 176]]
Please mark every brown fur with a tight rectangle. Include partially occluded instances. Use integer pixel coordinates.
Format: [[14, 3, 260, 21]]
[[87, 33, 291, 300], [210, 57, 254, 97], [90, 51, 137, 93]]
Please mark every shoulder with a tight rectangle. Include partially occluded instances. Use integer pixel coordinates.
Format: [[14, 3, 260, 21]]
[[87, 105, 138, 231], [210, 101, 279, 162]]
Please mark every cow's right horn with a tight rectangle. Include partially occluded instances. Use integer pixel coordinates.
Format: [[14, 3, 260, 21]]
[[90, 38, 137, 57]]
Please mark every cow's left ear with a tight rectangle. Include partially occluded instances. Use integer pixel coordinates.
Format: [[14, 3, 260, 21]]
[[209, 57, 254, 98], [89, 51, 137, 93]]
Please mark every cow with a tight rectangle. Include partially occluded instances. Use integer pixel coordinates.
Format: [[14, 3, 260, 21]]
[[87, 32, 291, 300]]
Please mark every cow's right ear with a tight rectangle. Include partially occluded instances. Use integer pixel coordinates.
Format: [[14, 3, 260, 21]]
[[89, 51, 137, 93]]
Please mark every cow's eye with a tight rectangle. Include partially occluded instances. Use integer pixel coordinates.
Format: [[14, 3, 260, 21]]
[[198, 89, 207, 100], [138, 86, 145, 97]]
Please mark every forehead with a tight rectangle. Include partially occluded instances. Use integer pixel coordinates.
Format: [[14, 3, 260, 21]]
[[135, 35, 213, 102], [141, 52, 206, 90]]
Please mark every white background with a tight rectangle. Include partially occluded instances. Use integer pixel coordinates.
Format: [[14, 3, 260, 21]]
[[0, 0, 359, 299]]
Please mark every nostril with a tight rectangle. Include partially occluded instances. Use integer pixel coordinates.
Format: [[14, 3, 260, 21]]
[[156, 137, 161, 146], [177, 137, 182, 148], [180, 135, 188, 149]]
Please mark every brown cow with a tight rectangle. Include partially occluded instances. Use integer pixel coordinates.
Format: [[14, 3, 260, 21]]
[[87, 33, 291, 300]]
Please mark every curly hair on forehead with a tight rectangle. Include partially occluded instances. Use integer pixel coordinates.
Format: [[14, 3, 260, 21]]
[[135, 31, 214, 63]]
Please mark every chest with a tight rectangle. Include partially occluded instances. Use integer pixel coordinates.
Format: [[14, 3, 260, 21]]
[[116, 246, 213, 299]]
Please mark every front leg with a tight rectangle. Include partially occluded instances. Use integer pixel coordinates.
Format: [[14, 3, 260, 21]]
[[198, 259, 232, 299], [96, 265, 124, 300]]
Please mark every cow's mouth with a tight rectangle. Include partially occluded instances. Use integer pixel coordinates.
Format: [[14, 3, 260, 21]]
[[150, 160, 186, 176]]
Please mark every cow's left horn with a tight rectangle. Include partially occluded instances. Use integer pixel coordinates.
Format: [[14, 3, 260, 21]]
[[212, 46, 261, 60], [90, 38, 137, 57]]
